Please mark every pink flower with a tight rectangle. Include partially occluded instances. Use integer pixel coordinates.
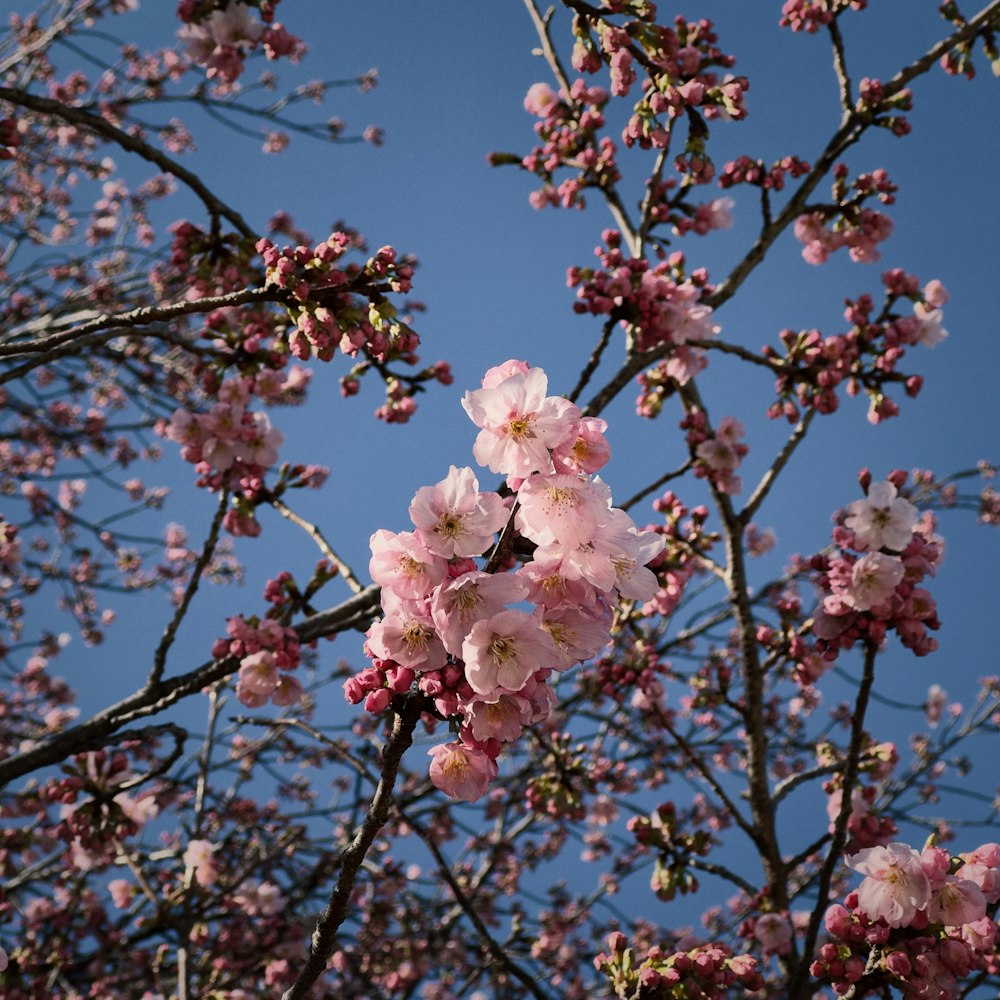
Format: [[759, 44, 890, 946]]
[[923, 279, 949, 308], [847, 842, 932, 927], [955, 861, 1000, 904], [462, 608, 557, 696], [913, 302, 948, 348], [523, 82, 560, 117], [845, 481, 918, 552], [366, 608, 447, 672], [108, 878, 135, 909], [541, 605, 612, 670], [409, 465, 509, 558], [369, 529, 447, 600], [464, 692, 532, 742], [926, 877, 987, 927], [551, 415, 611, 475], [515, 473, 609, 548], [237, 650, 278, 697], [427, 742, 497, 801], [462, 366, 577, 479], [754, 913, 792, 955], [183, 839, 218, 886], [838, 551, 904, 611], [430, 571, 526, 658]]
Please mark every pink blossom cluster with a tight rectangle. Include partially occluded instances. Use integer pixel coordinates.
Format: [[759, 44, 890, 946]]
[[684, 412, 748, 495], [52, 751, 159, 872], [346, 361, 664, 802], [795, 208, 893, 265], [211, 613, 303, 708], [811, 472, 942, 657], [587, 642, 670, 715], [718, 153, 812, 191], [160, 393, 282, 536], [764, 273, 948, 424], [779, 0, 868, 34], [641, 491, 712, 620], [516, 78, 617, 211], [177, 1, 304, 87], [795, 164, 899, 265], [595, 931, 763, 999], [257, 231, 416, 363], [569, 232, 719, 362], [671, 195, 734, 237], [569, 13, 746, 148], [812, 841, 1000, 998]]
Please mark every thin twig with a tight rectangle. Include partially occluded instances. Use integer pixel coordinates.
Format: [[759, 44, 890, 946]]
[[740, 409, 816, 525], [271, 497, 365, 594], [148, 491, 228, 686], [0, 85, 256, 239]]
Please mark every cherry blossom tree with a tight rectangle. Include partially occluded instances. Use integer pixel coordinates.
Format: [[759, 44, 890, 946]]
[[1, 1, 999, 998]]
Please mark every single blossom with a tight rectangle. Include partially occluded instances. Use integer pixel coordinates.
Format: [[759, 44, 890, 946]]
[[847, 842, 931, 928], [462, 366, 577, 479], [842, 551, 905, 611], [369, 529, 447, 600], [183, 839, 218, 887], [427, 742, 497, 801], [409, 465, 509, 558], [845, 481, 918, 552], [463, 692, 532, 743], [515, 473, 609, 548], [462, 608, 557, 696], [926, 876, 987, 927], [754, 913, 792, 955]]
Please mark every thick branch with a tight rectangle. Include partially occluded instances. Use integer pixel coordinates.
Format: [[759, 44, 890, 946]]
[[282, 696, 423, 1000], [0, 584, 382, 789]]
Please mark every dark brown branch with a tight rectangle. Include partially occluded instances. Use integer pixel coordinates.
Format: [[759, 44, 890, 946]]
[[281, 696, 423, 1000], [790, 642, 878, 998], [0, 584, 382, 789]]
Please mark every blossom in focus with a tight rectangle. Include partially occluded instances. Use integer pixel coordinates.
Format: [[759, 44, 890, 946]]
[[462, 608, 557, 696], [846, 842, 931, 927], [844, 481, 918, 552]]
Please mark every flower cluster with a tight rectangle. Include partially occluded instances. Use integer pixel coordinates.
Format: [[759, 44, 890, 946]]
[[211, 613, 303, 707], [812, 841, 1000, 999], [718, 153, 811, 191], [795, 165, 899, 265], [684, 412, 748, 495], [569, 233, 719, 364], [571, 12, 747, 146], [595, 931, 763, 999], [764, 272, 948, 424], [515, 78, 617, 210], [811, 473, 942, 657], [177, 1, 304, 87], [258, 231, 416, 362], [53, 751, 160, 872], [779, 0, 868, 35], [346, 361, 664, 801]]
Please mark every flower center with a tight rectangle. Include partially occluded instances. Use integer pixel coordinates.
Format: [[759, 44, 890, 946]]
[[489, 634, 517, 664]]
